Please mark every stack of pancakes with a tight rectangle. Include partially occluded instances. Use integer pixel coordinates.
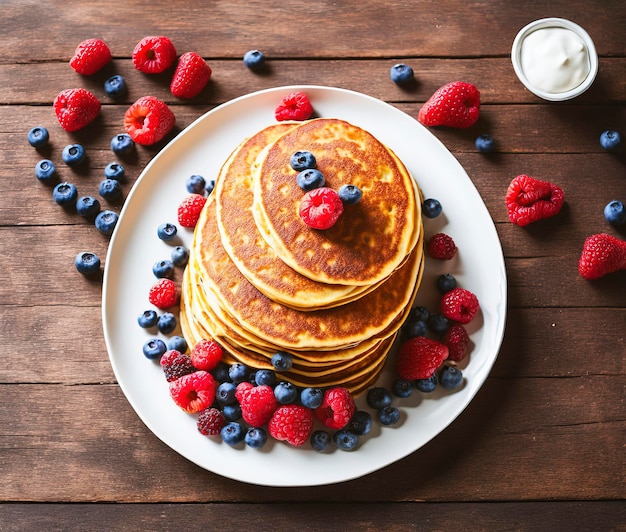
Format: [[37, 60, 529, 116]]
[[180, 118, 424, 394]]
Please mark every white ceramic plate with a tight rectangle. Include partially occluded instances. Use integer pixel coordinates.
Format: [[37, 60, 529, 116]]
[[102, 85, 507, 487]]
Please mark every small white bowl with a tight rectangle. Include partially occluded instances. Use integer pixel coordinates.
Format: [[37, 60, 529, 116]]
[[511, 17, 598, 101]]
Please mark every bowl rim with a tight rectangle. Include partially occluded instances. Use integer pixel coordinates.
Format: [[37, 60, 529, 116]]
[[511, 17, 598, 101]]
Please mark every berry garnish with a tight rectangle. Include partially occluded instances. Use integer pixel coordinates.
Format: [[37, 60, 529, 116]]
[[578, 233, 626, 280], [76, 195, 100, 218], [300, 387, 324, 409], [197, 407, 226, 436], [415, 374, 438, 393], [505, 174, 565, 226], [177, 193, 207, 228], [110, 133, 135, 155], [142, 338, 167, 360], [221, 422, 245, 446], [148, 278, 179, 309], [52, 182, 78, 207], [124, 96, 175, 146], [268, 404, 314, 447], [170, 51, 212, 99], [426, 233, 457, 260], [74, 251, 101, 275], [186, 174, 206, 194], [347, 411, 372, 436], [35, 159, 56, 183], [599, 130, 622, 151], [390, 63, 414, 85], [245, 427, 268, 448], [440, 287, 480, 324], [27, 126, 49, 148], [53, 88, 101, 132], [94, 210, 119, 235], [299, 187, 344, 229], [275, 91, 314, 121], [104, 75, 127, 98], [190, 339, 223, 371], [271, 351, 293, 371], [310, 430, 332, 452], [274, 381, 298, 404], [98, 179, 123, 202], [418, 81, 480, 128], [396, 336, 449, 380], [61, 144, 86, 167], [440, 365, 464, 390], [104, 162, 125, 180], [436, 273, 457, 293], [69, 38, 111, 75], [157, 312, 177, 334], [238, 384, 278, 427], [132, 35, 177, 74], [378, 405, 401, 426], [441, 323, 470, 361], [422, 198, 442, 218], [167, 336, 188, 353], [290, 151, 317, 171], [243, 49, 266, 70], [338, 184, 363, 205], [157, 222, 178, 241], [333, 429, 359, 450], [604, 200, 626, 226], [366, 387, 392, 410], [160, 349, 195, 382], [171, 245, 189, 266], [314, 387, 355, 430], [475, 133, 495, 153], [168, 371, 217, 414], [296, 169, 325, 191], [137, 310, 158, 328]]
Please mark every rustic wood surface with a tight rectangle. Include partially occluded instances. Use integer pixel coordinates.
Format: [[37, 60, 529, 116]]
[[1, 0, 625, 530]]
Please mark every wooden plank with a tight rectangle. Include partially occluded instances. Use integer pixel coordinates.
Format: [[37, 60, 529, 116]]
[[2, 501, 625, 531], [1, 377, 623, 502], [2, 0, 625, 62]]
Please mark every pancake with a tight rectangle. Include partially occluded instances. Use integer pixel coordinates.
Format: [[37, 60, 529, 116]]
[[215, 122, 376, 310], [251, 118, 420, 286]]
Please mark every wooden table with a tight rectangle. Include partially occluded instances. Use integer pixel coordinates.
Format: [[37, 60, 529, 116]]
[[2, 1, 624, 529]]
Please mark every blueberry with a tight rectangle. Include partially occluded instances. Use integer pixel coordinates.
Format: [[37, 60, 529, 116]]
[[475, 134, 495, 153], [157, 312, 177, 334], [171, 245, 189, 266], [333, 429, 358, 451], [437, 273, 457, 293], [95, 210, 119, 235], [440, 366, 463, 390], [243, 49, 266, 70], [290, 151, 317, 171], [274, 381, 298, 404], [415, 373, 438, 393], [427, 313, 450, 334], [300, 387, 324, 409], [74, 251, 101, 275], [98, 179, 123, 202], [245, 427, 268, 448], [52, 182, 78, 207], [76, 195, 101, 218], [390, 63, 414, 85], [142, 338, 167, 360], [378, 405, 401, 426], [62, 144, 86, 167], [338, 184, 363, 205], [221, 422, 245, 446], [310, 430, 332, 452], [167, 336, 188, 353], [366, 387, 392, 410], [35, 159, 56, 182], [228, 363, 249, 383], [152, 259, 175, 279], [600, 130, 622, 151], [186, 174, 206, 194], [110, 133, 135, 155], [255, 369, 276, 387], [28, 126, 49, 148], [222, 404, 242, 422], [157, 222, 178, 241], [137, 310, 158, 328], [604, 200, 626, 226], [346, 410, 372, 436], [212, 362, 231, 383], [271, 351, 293, 371], [104, 162, 125, 180], [422, 198, 442, 218], [104, 75, 127, 98], [216, 381, 237, 405], [403, 318, 427, 339], [392, 379, 413, 398], [408, 306, 430, 323], [296, 169, 325, 191], [205, 179, 216, 196]]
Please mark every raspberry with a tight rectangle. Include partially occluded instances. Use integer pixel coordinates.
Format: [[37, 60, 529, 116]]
[[505, 174, 565, 226], [274, 91, 314, 121], [160, 349, 195, 382], [234, 381, 254, 403], [168, 370, 216, 414], [132, 36, 177, 74], [148, 278, 178, 309], [53, 88, 101, 132], [124, 96, 175, 146], [190, 339, 223, 371], [268, 405, 314, 447], [69, 38, 112, 75], [299, 187, 344, 230], [170, 52, 212, 99], [418, 81, 480, 128], [177, 194, 207, 228], [396, 337, 449, 380], [426, 233, 457, 260], [197, 407, 226, 436], [440, 287, 480, 324], [238, 384, 278, 427], [314, 387, 355, 430], [578, 233, 626, 280], [441, 323, 471, 361]]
